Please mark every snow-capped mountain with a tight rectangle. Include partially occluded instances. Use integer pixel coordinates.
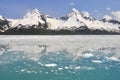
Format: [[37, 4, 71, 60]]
[[61, 8, 87, 30], [62, 8, 119, 32], [0, 8, 120, 34], [8, 9, 47, 29]]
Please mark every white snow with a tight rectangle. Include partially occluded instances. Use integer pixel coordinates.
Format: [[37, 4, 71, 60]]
[[21, 9, 45, 25], [62, 17, 84, 28], [8, 19, 21, 28], [8, 9, 45, 28], [0, 15, 4, 20], [1, 8, 120, 32], [46, 17, 64, 29], [103, 15, 113, 21], [61, 8, 120, 32]]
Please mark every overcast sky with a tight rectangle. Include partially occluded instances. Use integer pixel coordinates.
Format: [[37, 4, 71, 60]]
[[0, 0, 120, 19]]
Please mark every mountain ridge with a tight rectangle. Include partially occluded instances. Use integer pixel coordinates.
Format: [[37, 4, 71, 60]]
[[0, 8, 120, 35]]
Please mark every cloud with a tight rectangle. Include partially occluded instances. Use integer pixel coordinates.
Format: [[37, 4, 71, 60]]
[[70, 2, 75, 6], [106, 7, 111, 10], [94, 10, 99, 13], [103, 11, 120, 21], [111, 11, 120, 21]]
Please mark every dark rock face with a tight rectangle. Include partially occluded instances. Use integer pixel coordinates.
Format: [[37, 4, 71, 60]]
[[0, 26, 119, 35], [102, 19, 120, 25], [108, 20, 120, 25], [0, 19, 119, 35], [0, 18, 10, 31]]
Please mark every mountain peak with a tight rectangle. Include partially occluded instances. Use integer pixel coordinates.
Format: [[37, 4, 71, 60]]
[[23, 8, 42, 19], [32, 8, 41, 15], [14, 8, 45, 26], [67, 8, 81, 18], [72, 8, 79, 13]]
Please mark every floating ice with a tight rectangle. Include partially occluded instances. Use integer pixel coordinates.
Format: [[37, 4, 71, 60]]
[[20, 69, 26, 72], [74, 66, 81, 69], [105, 57, 120, 62], [91, 60, 103, 63], [0, 35, 120, 62], [58, 68, 63, 70], [44, 63, 57, 67], [82, 53, 94, 58]]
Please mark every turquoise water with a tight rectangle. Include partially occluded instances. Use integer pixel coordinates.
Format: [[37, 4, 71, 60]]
[[0, 35, 120, 80]]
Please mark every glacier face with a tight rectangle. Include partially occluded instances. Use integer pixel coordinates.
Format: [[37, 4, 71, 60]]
[[0, 8, 120, 34]]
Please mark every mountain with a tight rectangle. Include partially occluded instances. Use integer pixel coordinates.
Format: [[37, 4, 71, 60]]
[[8, 9, 47, 29], [0, 8, 120, 34]]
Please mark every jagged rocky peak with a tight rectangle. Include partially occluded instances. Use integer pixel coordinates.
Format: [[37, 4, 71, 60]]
[[66, 8, 95, 22], [72, 8, 80, 13], [68, 8, 81, 17], [32, 8, 41, 14], [0, 15, 10, 32], [23, 8, 43, 19], [81, 11, 95, 21], [17, 8, 46, 26]]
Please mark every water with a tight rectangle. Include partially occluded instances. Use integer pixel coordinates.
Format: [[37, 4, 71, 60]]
[[0, 35, 120, 80]]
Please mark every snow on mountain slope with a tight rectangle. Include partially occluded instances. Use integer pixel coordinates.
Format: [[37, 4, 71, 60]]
[[0, 8, 120, 33], [0, 15, 4, 20], [8, 9, 45, 28], [103, 15, 113, 21], [62, 17, 85, 29], [61, 8, 95, 29], [8, 19, 20, 28], [21, 9, 45, 25], [61, 8, 120, 32], [45, 16, 64, 29], [45, 9, 86, 30]]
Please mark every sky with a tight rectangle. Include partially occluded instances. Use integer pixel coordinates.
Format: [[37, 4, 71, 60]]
[[0, 0, 120, 19]]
